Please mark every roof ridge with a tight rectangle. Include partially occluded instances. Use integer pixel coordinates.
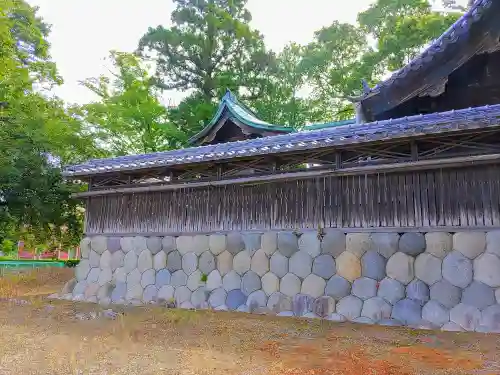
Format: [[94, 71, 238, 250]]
[[223, 90, 262, 120], [65, 104, 500, 176]]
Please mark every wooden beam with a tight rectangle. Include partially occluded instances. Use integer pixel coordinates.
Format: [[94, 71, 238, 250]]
[[73, 153, 500, 198], [411, 141, 418, 161]]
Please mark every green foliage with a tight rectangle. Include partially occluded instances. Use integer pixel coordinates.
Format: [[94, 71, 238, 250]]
[[138, 0, 276, 135], [80, 51, 188, 155], [1, 0, 60, 90], [301, 21, 374, 121], [358, 0, 461, 71], [166, 92, 218, 139], [251, 43, 316, 127], [0, 0, 87, 251], [139, 0, 271, 97], [0, 240, 16, 255], [65, 259, 80, 268], [200, 273, 208, 282], [280, 0, 460, 122], [134, 0, 461, 129]]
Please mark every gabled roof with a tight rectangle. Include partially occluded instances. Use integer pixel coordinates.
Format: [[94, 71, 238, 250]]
[[188, 90, 295, 145], [64, 104, 500, 177], [358, 0, 500, 119]]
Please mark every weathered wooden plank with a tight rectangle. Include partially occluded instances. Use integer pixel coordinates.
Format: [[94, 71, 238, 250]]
[[336, 176, 343, 228], [367, 175, 375, 227], [419, 172, 428, 227], [428, 171, 438, 227], [353, 175, 358, 227], [354, 175, 361, 228], [490, 166, 500, 226], [468, 171, 478, 227], [448, 169, 458, 227], [317, 178, 325, 229], [373, 174, 380, 227], [480, 170, 490, 227], [412, 172, 421, 227], [400, 173, 408, 227], [456, 169, 467, 226], [392, 174, 400, 228], [437, 170, 446, 227], [381, 173, 390, 227], [408, 173, 416, 227], [84, 164, 500, 234], [473, 169, 484, 227]]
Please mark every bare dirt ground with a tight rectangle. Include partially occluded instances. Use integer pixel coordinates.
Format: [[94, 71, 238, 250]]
[[0, 269, 499, 375]]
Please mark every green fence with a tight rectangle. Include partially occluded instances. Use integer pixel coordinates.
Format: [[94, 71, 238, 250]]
[[0, 260, 67, 275]]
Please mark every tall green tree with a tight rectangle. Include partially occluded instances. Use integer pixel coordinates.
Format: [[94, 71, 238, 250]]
[[167, 92, 218, 138], [138, 0, 276, 135], [0, 115, 83, 251], [250, 43, 317, 127], [0, 0, 86, 249], [1, 0, 98, 164], [1, 0, 59, 89], [301, 22, 374, 121], [80, 51, 187, 155]]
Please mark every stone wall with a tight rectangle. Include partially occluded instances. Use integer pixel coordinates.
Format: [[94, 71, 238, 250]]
[[65, 230, 500, 333]]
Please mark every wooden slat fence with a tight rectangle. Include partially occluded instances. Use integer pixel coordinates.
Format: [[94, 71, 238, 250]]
[[85, 164, 500, 234]]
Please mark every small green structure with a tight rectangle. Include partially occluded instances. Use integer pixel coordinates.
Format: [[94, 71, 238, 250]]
[[188, 90, 295, 145], [0, 260, 66, 274]]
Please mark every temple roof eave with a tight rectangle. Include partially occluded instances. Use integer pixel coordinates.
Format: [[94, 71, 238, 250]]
[[63, 104, 500, 178], [358, 0, 500, 118]]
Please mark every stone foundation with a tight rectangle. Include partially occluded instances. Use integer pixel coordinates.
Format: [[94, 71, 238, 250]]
[[65, 230, 500, 332]]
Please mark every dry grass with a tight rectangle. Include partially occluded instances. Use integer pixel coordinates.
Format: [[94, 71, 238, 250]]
[[0, 267, 73, 297], [0, 269, 498, 375]]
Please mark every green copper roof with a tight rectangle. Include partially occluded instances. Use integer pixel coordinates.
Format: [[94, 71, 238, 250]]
[[188, 90, 295, 145]]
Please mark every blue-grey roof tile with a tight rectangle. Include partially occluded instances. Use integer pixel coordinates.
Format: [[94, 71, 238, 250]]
[[64, 104, 500, 176]]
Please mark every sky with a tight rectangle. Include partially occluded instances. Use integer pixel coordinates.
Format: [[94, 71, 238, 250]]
[[27, 0, 376, 105]]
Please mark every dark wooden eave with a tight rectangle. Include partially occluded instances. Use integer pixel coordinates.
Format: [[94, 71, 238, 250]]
[[359, 0, 500, 121]]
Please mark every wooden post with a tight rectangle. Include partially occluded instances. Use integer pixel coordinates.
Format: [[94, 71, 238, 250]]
[[335, 152, 342, 169], [411, 141, 418, 161]]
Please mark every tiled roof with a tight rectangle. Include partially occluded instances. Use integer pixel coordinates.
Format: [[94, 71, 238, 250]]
[[361, 0, 495, 100], [303, 119, 356, 131], [64, 104, 500, 177], [187, 90, 294, 144]]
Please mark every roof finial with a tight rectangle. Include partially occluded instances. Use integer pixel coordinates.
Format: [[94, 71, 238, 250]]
[[361, 79, 371, 95], [223, 88, 235, 102]]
